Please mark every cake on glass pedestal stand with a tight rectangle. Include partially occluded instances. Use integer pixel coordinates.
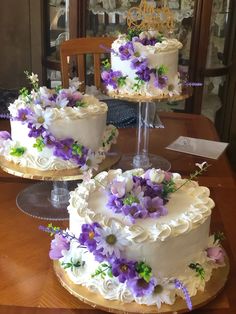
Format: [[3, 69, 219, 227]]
[[108, 89, 191, 171], [0, 153, 120, 220]]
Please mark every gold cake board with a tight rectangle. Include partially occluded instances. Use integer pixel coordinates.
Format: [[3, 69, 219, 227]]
[[0, 151, 121, 181], [53, 256, 229, 314]]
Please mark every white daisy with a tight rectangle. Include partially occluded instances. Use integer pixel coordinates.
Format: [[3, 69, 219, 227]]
[[28, 105, 53, 129], [95, 222, 130, 258]]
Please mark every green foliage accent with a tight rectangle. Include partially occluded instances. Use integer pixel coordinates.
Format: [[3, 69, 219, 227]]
[[75, 100, 87, 108], [123, 194, 139, 206], [136, 261, 152, 283], [214, 231, 225, 243], [162, 179, 176, 199], [92, 263, 112, 279], [55, 85, 62, 93], [102, 129, 116, 147], [157, 65, 168, 76], [102, 59, 111, 70], [189, 263, 205, 280], [72, 142, 83, 157], [10, 147, 26, 157], [47, 223, 61, 237], [61, 258, 85, 271], [132, 77, 145, 92], [33, 137, 45, 152], [117, 76, 128, 87], [127, 28, 142, 41], [19, 87, 29, 98]]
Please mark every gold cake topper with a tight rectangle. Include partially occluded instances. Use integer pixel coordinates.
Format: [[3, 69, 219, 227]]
[[127, 0, 174, 33]]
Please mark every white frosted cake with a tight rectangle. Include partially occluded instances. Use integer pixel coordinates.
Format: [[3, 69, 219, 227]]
[[101, 30, 183, 97], [46, 167, 226, 310], [0, 81, 118, 171]]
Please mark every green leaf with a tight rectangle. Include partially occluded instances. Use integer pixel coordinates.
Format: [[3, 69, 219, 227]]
[[75, 100, 87, 108], [123, 194, 139, 206], [136, 261, 152, 283], [126, 28, 142, 41], [10, 147, 26, 157], [91, 263, 112, 279], [33, 137, 45, 152], [162, 179, 176, 199], [189, 263, 205, 280], [157, 65, 168, 76], [132, 77, 145, 92], [72, 143, 82, 156], [19, 87, 29, 97], [117, 76, 128, 87], [101, 59, 111, 70]]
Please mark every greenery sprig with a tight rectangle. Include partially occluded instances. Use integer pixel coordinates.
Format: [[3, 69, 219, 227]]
[[136, 261, 152, 283], [132, 77, 145, 91], [33, 137, 45, 152], [214, 231, 225, 243], [92, 263, 113, 279], [117, 76, 128, 87], [189, 263, 205, 280], [101, 59, 111, 70], [61, 258, 85, 271], [10, 147, 26, 157]]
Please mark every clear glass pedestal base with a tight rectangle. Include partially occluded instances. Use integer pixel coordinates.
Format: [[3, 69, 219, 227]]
[[16, 181, 79, 220], [117, 153, 171, 171]]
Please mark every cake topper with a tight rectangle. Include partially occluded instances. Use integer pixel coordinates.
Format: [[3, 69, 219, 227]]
[[126, 0, 174, 33]]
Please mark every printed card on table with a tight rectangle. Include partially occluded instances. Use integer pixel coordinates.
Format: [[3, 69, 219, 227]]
[[166, 136, 229, 159]]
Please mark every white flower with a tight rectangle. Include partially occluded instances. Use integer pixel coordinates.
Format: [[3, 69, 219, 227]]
[[28, 105, 53, 129], [139, 277, 176, 309], [195, 161, 207, 170], [29, 72, 39, 84], [143, 168, 165, 183], [69, 77, 82, 90], [95, 222, 130, 258]]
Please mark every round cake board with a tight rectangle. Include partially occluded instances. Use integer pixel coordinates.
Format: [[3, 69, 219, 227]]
[[0, 151, 121, 181], [53, 257, 229, 314]]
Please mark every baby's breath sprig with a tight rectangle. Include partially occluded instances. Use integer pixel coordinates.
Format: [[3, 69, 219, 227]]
[[174, 162, 210, 192], [24, 71, 39, 91]]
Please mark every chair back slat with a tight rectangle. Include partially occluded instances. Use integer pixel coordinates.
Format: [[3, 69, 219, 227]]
[[60, 37, 115, 90]]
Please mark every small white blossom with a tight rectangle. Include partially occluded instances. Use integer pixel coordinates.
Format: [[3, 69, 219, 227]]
[[195, 161, 207, 170]]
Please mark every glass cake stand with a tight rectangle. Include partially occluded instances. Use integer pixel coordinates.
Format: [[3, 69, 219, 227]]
[[0, 152, 121, 220], [108, 89, 192, 171]]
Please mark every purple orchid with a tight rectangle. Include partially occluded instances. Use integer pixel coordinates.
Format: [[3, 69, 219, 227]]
[[206, 246, 225, 264], [154, 75, 168, 89], [101, 70, 122, 89], [142, 196, 167, 218], [78, 222, 101, 252], [49, 233, 70, 260], [14, 108, 32, 122], [136, 67, 152, 82], [127, 277, 156, 297], [111, 258, 137, 283], [119, 42, 134, 60], [53, 138, 74, 160], [107, 194, 123, 213], [0, 131, 11, 140], [28, 123, 45, 138], [131, 57, 148, 71]]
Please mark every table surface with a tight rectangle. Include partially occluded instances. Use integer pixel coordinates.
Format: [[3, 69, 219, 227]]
[[0, 112, 235, 314]]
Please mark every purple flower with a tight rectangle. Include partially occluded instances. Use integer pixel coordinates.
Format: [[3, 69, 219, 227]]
[[140, 37, 158, 46], [28, 123, 45, 138], [49, 233, 70, 260], [93, 248, 108, 262], [131, 57, 148, 71], [145, 181, 163, 198], [133, 175, 147, 187], [127, 277, 156, 297], [14, 108, 33, 122], [119, 42, 134, 60], [101, 70, 122, 89], [175, 279, 192, 311], [142, 196, 167, 218], [112, 258, 137, 283], [110, 179, 126, 198], [53, 138, 74, 160], [0, 131, 11, 140], [42, 131, 57, 147], [154, 75, 168, 89], [136, 67, 152, 82], [107, 194, 123, 213], [78, 223, 101, 252], [206, 246, 225, 264], [122, 203, 147, 223]]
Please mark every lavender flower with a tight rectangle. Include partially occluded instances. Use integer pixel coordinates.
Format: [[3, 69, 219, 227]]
[[111, 258, 137, 283], [142, 196, 167, 218], [174, 279, 192, 311], [53, 138, 74, 160], [131, 57, 148, 71], [136, 67, 152, 82], [107, 194, 123, 213], [122, 203, 147, 223], [0, 131, 11, 140], [49, 233, 70, 260], [101, 70, 122, 89], [14, 108, 32, 122], [119, 41, 134, 60], [154, 75, 168, 89], [79, 222, 101, 252], [127, 277, 156, 297], [28, 123, 45, 138]]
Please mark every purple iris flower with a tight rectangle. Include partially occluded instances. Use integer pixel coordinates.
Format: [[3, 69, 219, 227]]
[[14, 108, 32, 122], [107, 194, 123, 213], [154, 75, 168, 89], [131, 57, 148, 71], [127, 277, 156, 297], [111, 258, 137, 283], [49, 233, 70, 260], [28, 123, 45, 138], [78, 222, 101, 252], [0, 131, 11, 140], [53, 138, 74, 160], [136, 67, 152, 82], [142, 196, 168, 218], [119, 42, 134, 60], [101, 70, 122, 89]]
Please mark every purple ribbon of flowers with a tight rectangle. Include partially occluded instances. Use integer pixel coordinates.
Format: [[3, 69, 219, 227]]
[[174, 279, 192, 311]]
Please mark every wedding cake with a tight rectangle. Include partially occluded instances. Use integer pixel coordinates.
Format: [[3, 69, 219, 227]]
[[101, 29, 183, 97], [46, 166, 226, 310], [0, 73, 118, 171]]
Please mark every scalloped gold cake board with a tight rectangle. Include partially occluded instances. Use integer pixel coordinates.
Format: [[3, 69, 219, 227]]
[[107, 88, 192, 103], [0, 152, 121, 181], [53, 256, 229, 314]]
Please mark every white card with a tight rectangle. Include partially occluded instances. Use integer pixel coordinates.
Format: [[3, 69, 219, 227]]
[[166, 136, 229, 159]]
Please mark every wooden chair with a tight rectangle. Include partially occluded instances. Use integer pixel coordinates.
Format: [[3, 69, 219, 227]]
[[60, 37, 115, 91]]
